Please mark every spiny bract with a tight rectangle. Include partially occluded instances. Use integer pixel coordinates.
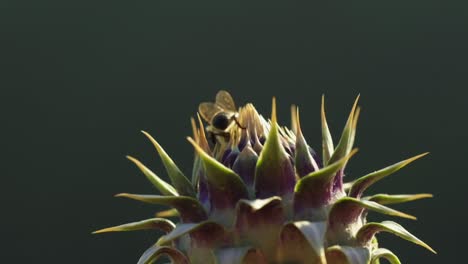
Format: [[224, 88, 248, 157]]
[[95, 91, 435, 264]]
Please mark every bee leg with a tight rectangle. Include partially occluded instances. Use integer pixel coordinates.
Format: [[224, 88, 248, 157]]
[[233, 117, 246, 129], [209, 131, 230, 146], [207, 131, 217, 145]]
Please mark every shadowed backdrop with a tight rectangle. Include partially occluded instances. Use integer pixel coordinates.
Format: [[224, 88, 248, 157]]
[[1, 0, 466, 263]]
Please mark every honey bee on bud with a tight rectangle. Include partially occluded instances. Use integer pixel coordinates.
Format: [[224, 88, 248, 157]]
[[198, 90, 245, 145]]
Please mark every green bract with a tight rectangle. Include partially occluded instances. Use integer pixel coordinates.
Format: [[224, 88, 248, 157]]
[[95, 91, 435, 264]]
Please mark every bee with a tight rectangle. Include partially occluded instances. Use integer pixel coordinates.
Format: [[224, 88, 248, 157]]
[[198, 90, 245, 145]]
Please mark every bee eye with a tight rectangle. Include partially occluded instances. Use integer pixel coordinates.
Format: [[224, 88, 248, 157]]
[[212, 113, 230, 130]]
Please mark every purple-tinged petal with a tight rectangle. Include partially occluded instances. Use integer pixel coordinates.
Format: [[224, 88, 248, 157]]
[[294, 149, 358, 220], [222, 146, 240, 168], [232, 143, 258, 188], [188, 137, 248, 213], [137, 245, 189, 264], [325, 246, 370, 264], [279, 221, 327, 264], [234, 197, 284, 230], [327, 96, 360, 193], [246, 125, 264, 155], [189, 222, 230, 248], [327, 96, 360, 165], [158, 221, 227, 248], [253, 134, 263, 155], [311, 147, 323, 168], [221, 148, 232, 165], [327, 197, 416, 245], [254, 98, 296, 198], [258, 135, 266, 145], [294, 108, 319, 177], [237, 129, 248, 151], [234, 197, 284, 262], [191, 149, 210, 210], [197, 173, 210, 211]]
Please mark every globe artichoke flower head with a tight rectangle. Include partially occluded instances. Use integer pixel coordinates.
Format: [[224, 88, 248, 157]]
[[95, 91, 435, 264]]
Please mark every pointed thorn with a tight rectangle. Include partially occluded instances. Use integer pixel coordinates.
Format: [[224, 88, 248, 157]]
[[126, 155, 158, 182], [407, 214, 417, 220], [156, 208, 179, 218], [187, 136, 204, 156], [271, 96, 277, 124], [295, 106, 303, 135], [320, 94, 334, 166], [126, 155, 141, 166], [395, 152, 430, 169], [92, 227, 113, 234], [321, 95, 327, 126], [195, 113, 211, 152], [196, 113, 206, 139], [354, 94, 361, 108], [290, 104, 298, 134], [406, 152, 430, 163], [353, 107, 361, 130], [427, 246, 438, 254], [141, 130, 164, 153], [321, 95, 326, 114], [350, 94, 360, 122], [349, 148, 359, 157], [190, 117, 199, 140]]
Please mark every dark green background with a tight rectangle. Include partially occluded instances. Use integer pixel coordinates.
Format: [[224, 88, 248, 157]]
[[1, 0, 465, 263]]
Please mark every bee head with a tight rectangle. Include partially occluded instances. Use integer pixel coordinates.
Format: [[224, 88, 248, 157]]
[[211, 112, 231, 130]]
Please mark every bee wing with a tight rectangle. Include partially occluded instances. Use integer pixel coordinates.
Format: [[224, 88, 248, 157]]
[[215, 90, 237, 112], [198, 102, 223, 122]]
